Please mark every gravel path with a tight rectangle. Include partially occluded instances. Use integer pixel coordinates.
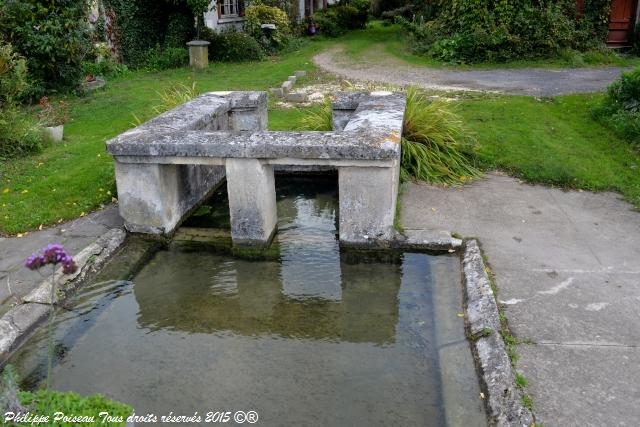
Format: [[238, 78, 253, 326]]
[[314, 47, 628, 96]]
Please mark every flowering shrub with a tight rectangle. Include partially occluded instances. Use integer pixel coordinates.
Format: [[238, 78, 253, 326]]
[[245, 4, 291, 50], [37, 97, 70, 127]]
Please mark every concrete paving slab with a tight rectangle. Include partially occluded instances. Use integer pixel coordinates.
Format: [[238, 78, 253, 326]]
[[497, 270, 640, 345], [519, 344, 640, 426], [400, 172, 640, 426]]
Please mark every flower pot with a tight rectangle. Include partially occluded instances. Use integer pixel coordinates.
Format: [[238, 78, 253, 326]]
[[43, 125, 64, 143]]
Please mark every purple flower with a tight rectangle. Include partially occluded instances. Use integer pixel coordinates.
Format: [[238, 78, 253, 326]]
[[61, 256, 78, 275], [25, 254, 46, 270], [25, 244, 77, 275]]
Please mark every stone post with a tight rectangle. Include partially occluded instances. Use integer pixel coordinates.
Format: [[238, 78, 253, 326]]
[[338, 160, 400, 244], [226, 159, 278, 246], [186, 40, 210, 69]]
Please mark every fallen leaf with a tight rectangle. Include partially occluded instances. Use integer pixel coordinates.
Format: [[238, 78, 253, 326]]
[[80, 211, 86, 217], [2, 188, 9, 193], [16, 233, 23, 238], [38, 224, 43, 230], [480, 392, 485, 400], [448, 249, 455, 253], [457, 313, 464, 317], [21, 189, 28, 194]]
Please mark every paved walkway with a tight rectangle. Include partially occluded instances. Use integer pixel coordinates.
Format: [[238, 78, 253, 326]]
[[401, 172, 640, 426], [0, 206, 122, 316], [314, 47, 628, 96]]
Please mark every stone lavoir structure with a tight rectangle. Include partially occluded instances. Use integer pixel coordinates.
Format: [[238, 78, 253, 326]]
[[106, 91, 406, 246]]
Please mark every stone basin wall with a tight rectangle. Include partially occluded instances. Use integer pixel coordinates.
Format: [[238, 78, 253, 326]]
[[106, 91, 406, 246]]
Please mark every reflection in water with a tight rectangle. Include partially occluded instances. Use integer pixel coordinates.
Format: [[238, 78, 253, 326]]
[[9, 176, 484, 427]]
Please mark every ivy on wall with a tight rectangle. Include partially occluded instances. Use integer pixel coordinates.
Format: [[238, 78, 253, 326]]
[[101, 0, 195, 68], [583, 0, 614, 41]]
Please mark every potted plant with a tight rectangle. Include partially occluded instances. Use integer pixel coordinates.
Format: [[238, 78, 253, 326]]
[[38, 96, 69, 143]]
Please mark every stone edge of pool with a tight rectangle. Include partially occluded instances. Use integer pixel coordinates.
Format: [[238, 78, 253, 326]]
[[463, 239, 535, 427], [0, 228, 126, 365], [0, 226, 535, 426]]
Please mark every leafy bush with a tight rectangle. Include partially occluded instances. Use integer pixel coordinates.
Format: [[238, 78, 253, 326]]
[[593, 68, 640, 147], [0, 0, 92, 91], [82, 60, 130, 78], [0, 106, 43, 160], [164, 13, 196, 48], [0, 43, 29, 107], [401, 0, 612, 63], [202, 29, 265, 62], [245, 4, 292, 50], [142, 46, 189, 70], [312, 2, 370, 37]]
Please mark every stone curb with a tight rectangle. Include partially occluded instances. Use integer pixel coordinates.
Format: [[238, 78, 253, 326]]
[[462, 240, 535, 427], [0, 228, 127, 364], [393, 229, 462, 251]]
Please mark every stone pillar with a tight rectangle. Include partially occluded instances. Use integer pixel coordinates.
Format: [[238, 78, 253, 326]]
[[114, 161, 225, 235], [338, 161, 399, 245], [226, 159, 278, 246], [186, 40, 210, 69], [114, 161, 183, 235]]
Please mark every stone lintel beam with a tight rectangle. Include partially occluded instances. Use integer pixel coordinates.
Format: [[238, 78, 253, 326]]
[[107, 130, 400, 161]]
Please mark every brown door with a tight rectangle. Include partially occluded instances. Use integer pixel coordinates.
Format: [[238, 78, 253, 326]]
[[607, 0, 637, 46]]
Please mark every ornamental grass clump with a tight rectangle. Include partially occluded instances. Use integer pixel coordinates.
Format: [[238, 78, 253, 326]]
[[302, 88, 481, 184], [301, 97, 333, 131], [401, 88, 481, 184]]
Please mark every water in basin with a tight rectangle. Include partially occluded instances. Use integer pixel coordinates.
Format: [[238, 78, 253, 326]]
[[10, 175, 486, 426]]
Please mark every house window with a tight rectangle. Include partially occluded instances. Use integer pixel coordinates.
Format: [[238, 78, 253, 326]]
[[218, 0, 245, 18]]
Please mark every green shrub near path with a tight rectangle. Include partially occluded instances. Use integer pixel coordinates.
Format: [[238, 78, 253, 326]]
[[593, 67, 640, 147]]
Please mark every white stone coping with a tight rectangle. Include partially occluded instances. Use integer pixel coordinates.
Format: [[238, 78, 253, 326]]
[[106, 91, 406, 162]]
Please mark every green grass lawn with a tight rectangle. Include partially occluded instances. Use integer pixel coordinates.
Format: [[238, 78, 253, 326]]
[[1, 25, 639, 235], [456, 93, 640, 207]]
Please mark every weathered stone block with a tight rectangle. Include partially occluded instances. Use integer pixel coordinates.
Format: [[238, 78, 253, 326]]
[[294, 70, 306, 78], [285, 92, 308, 103], [226, 159, 277, 246], [281, 80, 293, 93], [270, 87, 284, 97], [287, 76, 297, 83]]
